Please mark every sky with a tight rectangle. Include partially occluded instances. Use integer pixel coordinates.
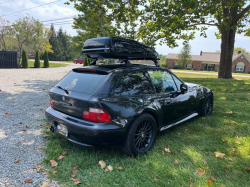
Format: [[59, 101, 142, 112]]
[[1, 0, 250, 56]]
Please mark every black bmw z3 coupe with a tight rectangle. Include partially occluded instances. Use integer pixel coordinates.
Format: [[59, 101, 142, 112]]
[[45, 37, 213, 156]]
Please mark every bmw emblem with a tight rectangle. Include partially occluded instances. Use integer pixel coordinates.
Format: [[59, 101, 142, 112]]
[[62, 96, 65, 101]]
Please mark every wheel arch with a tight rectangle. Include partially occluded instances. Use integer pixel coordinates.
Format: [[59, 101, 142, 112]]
[[142, 109, 160, 128]]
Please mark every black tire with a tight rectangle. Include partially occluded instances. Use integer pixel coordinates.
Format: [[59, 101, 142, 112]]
[[200, 93, 213, 116], [121, 113, 157, 157]]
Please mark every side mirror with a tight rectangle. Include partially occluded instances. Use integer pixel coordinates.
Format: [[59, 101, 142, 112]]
[[180, 84, 188, 93]]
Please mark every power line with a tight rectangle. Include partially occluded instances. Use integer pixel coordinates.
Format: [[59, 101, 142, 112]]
[[0, 0, 13, 5], [40, 16, 74, 23], [1, 0, 61, 17], [44, 20, 73, 25]]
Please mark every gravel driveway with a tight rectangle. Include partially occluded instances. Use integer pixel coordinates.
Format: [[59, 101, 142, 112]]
[[0, 64, 79, 187]]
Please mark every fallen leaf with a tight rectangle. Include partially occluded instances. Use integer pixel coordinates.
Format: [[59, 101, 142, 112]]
[[233, 148, 237, 153], [62, 150, 67, 155], [214, 151, 225, 158], [208, 180, 213, 185], [117, 166, 123, 170], [197, 170, 205, 176], [53, 171, 57, 175], [154, 178, 158, 181], [21, 130, 26, 133], [18, 142, 21, 144], [38, 147, 43, 151], [226, 111, 233, 114], [162, 151, 165, 155], [204, 161, 207, 165], [190, 184, 194, 187], [5, 112, 12, 115], [43, 134, 49, 137], [246, 167, 250, 171], [32, 166, 37, 169], [98, 160, 106, 169], [188, 178, 192, 182], [228, 158, 233, 161], [210, 175, 216, 181], [57, 155, 64, 160], [50, 160, 58, 167], [15, 159, 20, 163], [174, 160, 179, 165], [107, 165, 113, 171], [43, 171, 49, 175], [180, 152, 184, 155], [40, 108, 43, 111], [71, 172, 76, 177], [236, 141, 241, 145], [225, 166, 228, 169], [37, 167, 43, 172], [40, 181, 50, 187], [25, 125, 29, 128], [164, 147, 170, 153], [73, 166, 79, 173], [40, 124, 46, 127], [205, 152, 209, 155], [104, 168, 109, 173], [25, 179, 32, 183], [70, 178, 81, 184]]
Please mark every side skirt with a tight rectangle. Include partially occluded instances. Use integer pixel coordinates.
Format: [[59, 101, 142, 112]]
[[160, 113, 199, 131]]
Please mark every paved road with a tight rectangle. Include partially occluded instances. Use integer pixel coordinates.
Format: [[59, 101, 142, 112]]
[[0, 63, 79, 187], [171, 70, 250, 78]]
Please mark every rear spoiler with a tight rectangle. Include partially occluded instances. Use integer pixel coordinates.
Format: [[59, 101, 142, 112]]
[[72, 67, 111, 74]]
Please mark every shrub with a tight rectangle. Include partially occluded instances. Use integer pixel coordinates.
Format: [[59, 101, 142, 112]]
[[44, 51, 49, 68], [248, 72, 250, 74], [21, 50, 28, 68], [173, 65, 179, 69], [84, 58, 88, 66], [34, 50, 40, 68]]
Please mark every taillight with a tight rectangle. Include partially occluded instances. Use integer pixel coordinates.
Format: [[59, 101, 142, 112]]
[[49, 98, 54, 108], [82, 107, 111, 123]]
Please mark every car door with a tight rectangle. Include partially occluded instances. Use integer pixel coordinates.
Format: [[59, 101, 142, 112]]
[[148, 70, 178, 124], [170, 73, 197, 120]]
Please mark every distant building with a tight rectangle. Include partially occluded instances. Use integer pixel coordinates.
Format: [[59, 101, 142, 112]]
[[166, 51, 250, 73]]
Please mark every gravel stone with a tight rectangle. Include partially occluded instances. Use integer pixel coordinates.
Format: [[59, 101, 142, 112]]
[[0, 64, 80, 187]]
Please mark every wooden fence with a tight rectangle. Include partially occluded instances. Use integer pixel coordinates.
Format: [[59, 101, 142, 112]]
[[0, 51, 18, 68]]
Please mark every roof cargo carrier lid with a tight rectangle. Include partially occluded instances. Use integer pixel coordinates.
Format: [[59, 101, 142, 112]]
[[82, 37, 158, 60]]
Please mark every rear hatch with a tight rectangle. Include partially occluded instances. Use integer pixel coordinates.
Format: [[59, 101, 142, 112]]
[[49, 68, 109, 119]]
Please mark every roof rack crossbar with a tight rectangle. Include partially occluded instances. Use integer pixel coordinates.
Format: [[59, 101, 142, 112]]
[[90, 59, 98, 65]]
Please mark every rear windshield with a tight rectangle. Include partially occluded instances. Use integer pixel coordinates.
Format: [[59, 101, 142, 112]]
[[57, 71, 108, 94]]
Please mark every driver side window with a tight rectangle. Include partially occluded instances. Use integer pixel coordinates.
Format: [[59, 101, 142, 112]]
[[148, 70, 177, 93]]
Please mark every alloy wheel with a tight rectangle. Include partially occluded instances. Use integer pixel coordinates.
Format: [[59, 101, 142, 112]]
[[204, 97, 212, 115], [134, 120, 153, 152]]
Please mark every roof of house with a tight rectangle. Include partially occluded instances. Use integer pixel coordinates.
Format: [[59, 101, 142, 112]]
[[166, 52, 244, 63]]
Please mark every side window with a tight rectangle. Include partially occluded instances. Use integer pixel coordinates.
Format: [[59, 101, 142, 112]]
[[172, 75, 183, 90], [149, 70, 177, 93], [115, 72, 154, 96]]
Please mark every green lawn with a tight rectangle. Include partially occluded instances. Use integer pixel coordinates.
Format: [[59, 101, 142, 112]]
[[42, 74, 250, 187], [27, 61, 68, 68]]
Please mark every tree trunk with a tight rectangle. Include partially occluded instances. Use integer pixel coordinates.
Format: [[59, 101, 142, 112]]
[[218, 27, 236, 79]]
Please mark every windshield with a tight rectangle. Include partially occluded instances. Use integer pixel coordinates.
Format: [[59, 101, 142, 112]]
[[57, 71, 108, 94]]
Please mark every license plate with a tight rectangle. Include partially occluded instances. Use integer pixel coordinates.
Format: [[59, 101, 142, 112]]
[[57, 124, 68, 137]]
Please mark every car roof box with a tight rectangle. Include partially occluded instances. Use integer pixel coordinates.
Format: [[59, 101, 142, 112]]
[[82, 37, 158, 60]]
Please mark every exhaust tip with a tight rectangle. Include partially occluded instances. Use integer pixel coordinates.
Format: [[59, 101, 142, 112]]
[[50, 126, 55, 133]]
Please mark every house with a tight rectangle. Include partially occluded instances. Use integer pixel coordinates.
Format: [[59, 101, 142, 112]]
[[166, 51, 250, 73]]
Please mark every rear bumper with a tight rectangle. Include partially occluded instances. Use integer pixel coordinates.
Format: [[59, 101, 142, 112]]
[[45, 107, 127, 147]]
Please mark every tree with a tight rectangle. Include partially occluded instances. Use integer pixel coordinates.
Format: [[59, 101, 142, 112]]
[[21, 50, 28, 68], [34, 50, 40, 68], [159, 55, 166, 67], [11, 16, 36, 65], [44, 50, 49, 68], [0, 18, 11, 51], [177, 44, 192, 69], [233, 47, 249, 54], [66, 0, 250, 79]]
